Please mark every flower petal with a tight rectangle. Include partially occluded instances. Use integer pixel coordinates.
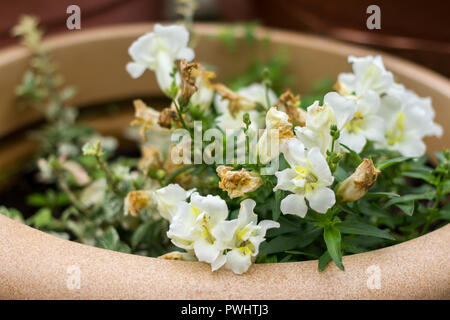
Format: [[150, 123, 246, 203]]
[[225, 249, 252, 274], [280, 193, 308, 218], [306, 187, 336, 213]]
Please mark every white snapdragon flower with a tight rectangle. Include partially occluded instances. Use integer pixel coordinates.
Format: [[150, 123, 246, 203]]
[[257, 107, 294, 164], [295, 92, 357, 155], [212, 199, 279, 274], [339, 90, 386, 153], [274, 138, 335, 217], [126, 24, 194, 92], [215, 83, 277, 131], [167, 193, 228, 269], [338, 55, 394, 95], [154, 184, 195, 221], [377, 87, 443, 157]]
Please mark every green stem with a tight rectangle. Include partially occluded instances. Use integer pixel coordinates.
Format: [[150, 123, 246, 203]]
[[95, 155, 121, 196]]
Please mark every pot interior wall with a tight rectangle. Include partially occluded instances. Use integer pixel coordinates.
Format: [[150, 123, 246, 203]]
[[0, 23, 448, 153]]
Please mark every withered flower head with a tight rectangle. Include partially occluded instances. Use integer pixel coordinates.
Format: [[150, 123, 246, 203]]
[[159, 251, 196, 261], [124, 190, 154, 217], [158, 106, 179, 129], [163, 143, 193, 188], [214, 83, 256, 115], [138, 146, 162, 175], [131, 99, 161, 142], [337, 158, 381, 202], [216, 165, 263, 199], [178, 59, 199, 101], [276, 89, 306, 127]]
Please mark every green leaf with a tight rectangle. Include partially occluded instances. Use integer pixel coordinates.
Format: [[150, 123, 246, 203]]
[[318, 251, 332, 272], [384, 191, 435, 207], [333, 166, 348, 183], [272, 190, 282, 221], [0, 206, 24, 222], [376, 156, 412, 170], [285, 250, 318, 259], [323, 225, 344, 271], [131, 221, 153, 248], [365, 192, 400, 198], [395, 200, 415, 216], [266, 216, 302, 237], [402, 171, 435, 184], [260, 227, 322, 255], [97, 227, 120, 250], [336, 220, 395, 240], [27, 207, 53, 228], [340, 143, 362, 163]]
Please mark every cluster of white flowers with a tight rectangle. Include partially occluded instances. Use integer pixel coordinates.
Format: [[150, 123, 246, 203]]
[[152, 185, 278, 274], [336, 55, 442, 156], [126, 24, 442, 273]]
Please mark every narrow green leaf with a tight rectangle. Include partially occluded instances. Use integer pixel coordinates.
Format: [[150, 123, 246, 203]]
[[285, 250, 318, 259], [272, 190, 282, 221], [260, 227, 322, 255], [402, 171, 435, 184], [366, 192, 400, 198], [395, 200, 415, 216], [384, 191, 435, 207], [323, 225, 344, 270], [340, 143, 362, 163], [336, 220, 395, 240], [318, 251, 332, 272], [376, 156, 411, 170]]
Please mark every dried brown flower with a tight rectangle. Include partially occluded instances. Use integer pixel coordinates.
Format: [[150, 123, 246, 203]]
[[216, 165, 263, 199], [337, 158, 381, 202], [131, 99, 161, 142], [138, 146, 162, 175], [214, 83, 256, 115], [276, 90, 306, 127]]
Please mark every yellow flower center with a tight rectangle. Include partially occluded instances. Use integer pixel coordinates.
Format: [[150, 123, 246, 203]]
[[386, 112, 405, 146], [345, 111, 364, 133], [294, 165, 318, 193], [191, 206, 216, 244]]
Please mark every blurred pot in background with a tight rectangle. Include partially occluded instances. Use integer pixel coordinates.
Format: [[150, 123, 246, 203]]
[[218, 0, 450, 77]]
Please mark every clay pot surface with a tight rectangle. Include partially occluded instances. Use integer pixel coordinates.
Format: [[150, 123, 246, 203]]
[[0, 23, 449, 299]]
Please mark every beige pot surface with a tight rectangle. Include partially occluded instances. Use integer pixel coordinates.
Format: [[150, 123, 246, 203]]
[[0, 23, 449, 299]]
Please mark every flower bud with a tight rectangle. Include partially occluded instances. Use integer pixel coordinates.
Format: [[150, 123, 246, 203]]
[[337, 158, 381, 202]]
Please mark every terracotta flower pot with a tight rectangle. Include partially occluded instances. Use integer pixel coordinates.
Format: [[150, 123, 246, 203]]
[[0, 23, 448, 299]]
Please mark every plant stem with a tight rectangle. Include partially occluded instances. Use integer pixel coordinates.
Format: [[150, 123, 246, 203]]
[[95, 155, 121, 196], [56, 171, 88, 214]]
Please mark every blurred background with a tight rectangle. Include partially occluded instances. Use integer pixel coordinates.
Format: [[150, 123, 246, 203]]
[[0, 0, 449, 77]]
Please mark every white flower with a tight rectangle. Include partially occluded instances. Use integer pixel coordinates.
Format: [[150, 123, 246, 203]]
[[126, 24, 194, 92], [167, 193, 228, 268], [377, 86, 443, 157], [338, 55, 394, 95], [295, 92, 357, 155], [154, 183, 194, 221], [274, 138, 335, 217], [339, 90, 386, 153], [212, 199, 279, 274], [257, 107, 294, 164]]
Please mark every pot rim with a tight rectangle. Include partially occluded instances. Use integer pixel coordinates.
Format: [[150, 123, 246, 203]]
[[0, 23, 448, 300]]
